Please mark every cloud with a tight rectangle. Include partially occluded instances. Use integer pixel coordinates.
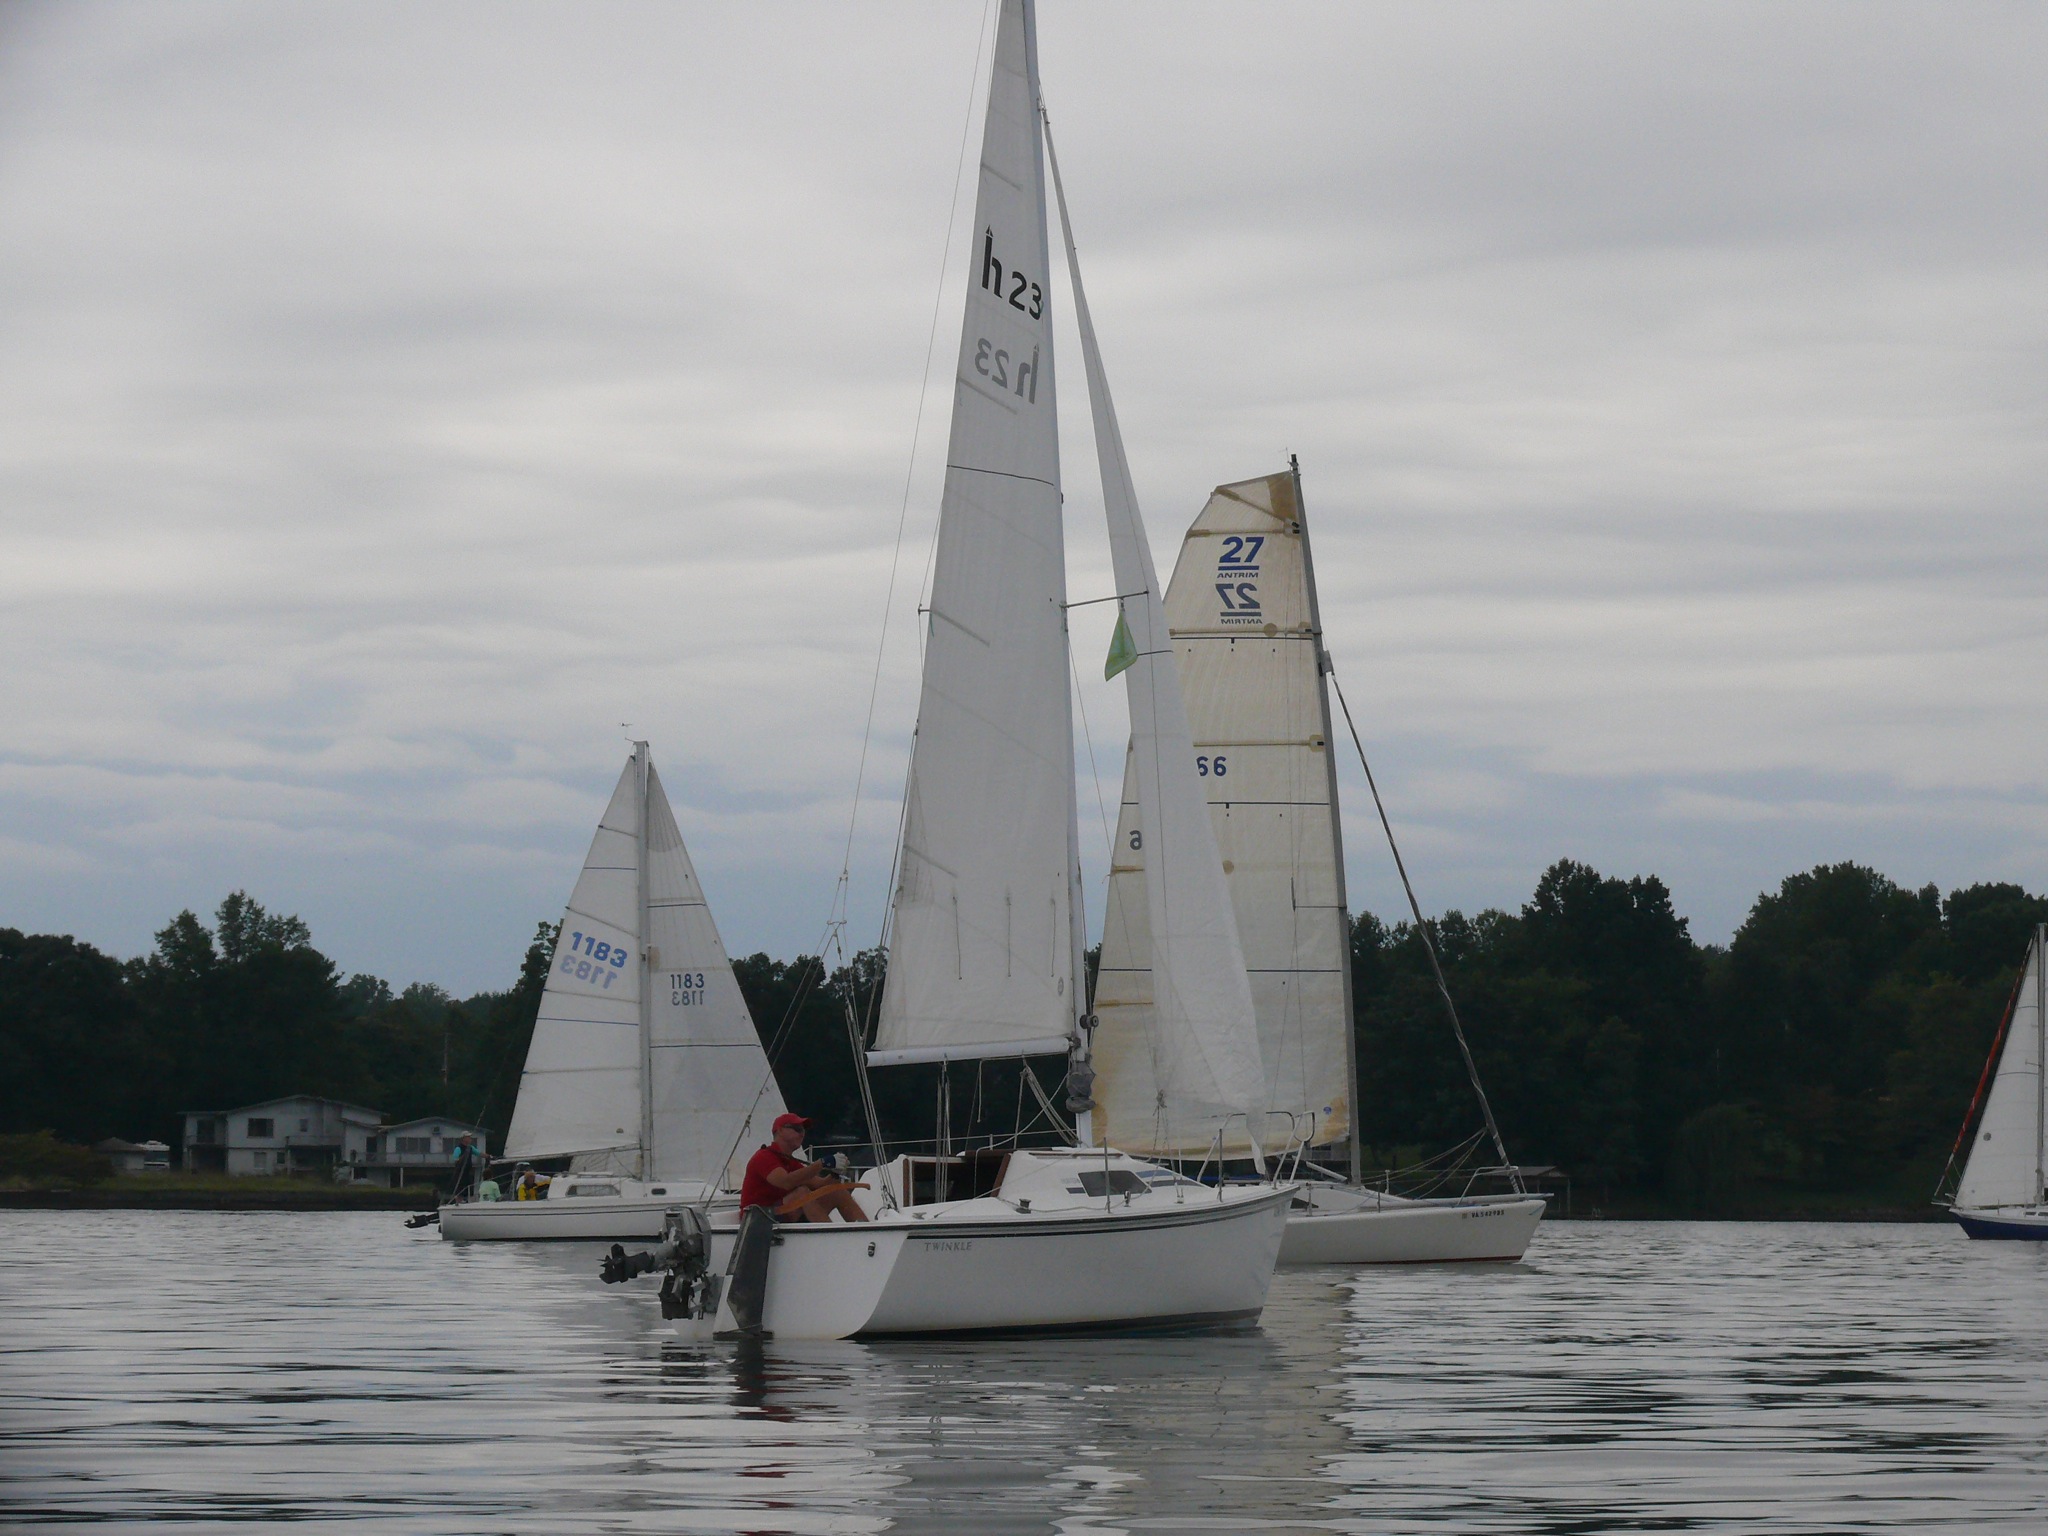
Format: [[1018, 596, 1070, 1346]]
[[0, 1, 2042, 987]]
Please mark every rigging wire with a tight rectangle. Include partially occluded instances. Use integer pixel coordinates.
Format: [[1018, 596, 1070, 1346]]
[[1326, 664, 1524, 1195]]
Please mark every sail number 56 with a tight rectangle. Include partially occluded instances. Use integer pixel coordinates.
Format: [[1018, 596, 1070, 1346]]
[[1195, 755, 1228, 777]]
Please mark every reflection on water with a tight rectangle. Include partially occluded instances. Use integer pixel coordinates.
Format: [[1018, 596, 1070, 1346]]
[[2, 1213, 2045, 1532]]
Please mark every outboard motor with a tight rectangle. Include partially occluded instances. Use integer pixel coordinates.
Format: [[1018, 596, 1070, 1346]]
[[599, 1206, 723, 1323]]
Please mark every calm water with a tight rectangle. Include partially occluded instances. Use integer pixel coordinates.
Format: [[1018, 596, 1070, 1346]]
[[2, 1213, 2044, 1533]]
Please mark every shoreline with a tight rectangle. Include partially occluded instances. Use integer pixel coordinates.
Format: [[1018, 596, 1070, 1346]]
[[1, 1185, 438, 1212], [0, 1188, 1949, 1221]]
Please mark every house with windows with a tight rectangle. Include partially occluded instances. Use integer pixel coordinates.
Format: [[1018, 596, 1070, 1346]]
[[180, 1096, 382, 1176], [358, 1117, 489, 1188]]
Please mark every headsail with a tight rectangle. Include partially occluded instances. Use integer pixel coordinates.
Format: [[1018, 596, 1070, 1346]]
[[505, 755, 645, 1165], [1957, 927, 2047, 1210], [643, 761, 789, 1186], [1094, 472, 1355, 1159], [1046, 129, 1268, 1161], [872, 0, 1079, 1067]]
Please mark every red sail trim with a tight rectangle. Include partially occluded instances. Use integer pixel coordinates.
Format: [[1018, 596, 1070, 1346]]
[[1938, 967, 2028, 1199]]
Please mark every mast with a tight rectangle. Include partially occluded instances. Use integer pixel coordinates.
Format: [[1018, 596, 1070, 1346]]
[[1027, 0, 1093, 1144], [635, 740, 654, 1179], [1292, 456, 1363, 1187]]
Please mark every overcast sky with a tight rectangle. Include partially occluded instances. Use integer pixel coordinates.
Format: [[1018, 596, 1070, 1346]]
[[2, 1, 2043, 994]]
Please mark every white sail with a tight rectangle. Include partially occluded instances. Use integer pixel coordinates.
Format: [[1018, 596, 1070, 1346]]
[[1957, 929, 2047, 1210], [505, 747, 787, 1185], [872, 0, 1078, 1067], [644, 761, 789, 1186], [505, 756, 645, 1164], [1094, 472, 1354, 1157], [1046, 136, 1268, 1160]]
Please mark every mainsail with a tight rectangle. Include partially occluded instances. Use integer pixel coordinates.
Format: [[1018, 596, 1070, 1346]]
[[505, 745, 786, 1184], [1956, 927, 2047, 1210], [643, 761, 789, 1185], [871, 0, 1080, 1067], [1093, 472, 1355, 1159], [1047, 136, 1269, 1161]]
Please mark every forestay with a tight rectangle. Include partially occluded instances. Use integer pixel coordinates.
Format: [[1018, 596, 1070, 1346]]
[[643, 762, 789, 1186], [1094, 473, 1353, 1157], [505, 757, 645, 1165], [1957, 929, 2047, 1210], [873, 0, 1080, 1066], [1047, 139, 1268, 1161]]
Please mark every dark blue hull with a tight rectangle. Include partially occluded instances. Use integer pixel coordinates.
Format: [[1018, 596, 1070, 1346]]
[[1953, 1209, 2048, 1240]]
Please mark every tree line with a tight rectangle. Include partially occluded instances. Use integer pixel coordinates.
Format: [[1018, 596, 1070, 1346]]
[[3, 860, 2041, 1212]]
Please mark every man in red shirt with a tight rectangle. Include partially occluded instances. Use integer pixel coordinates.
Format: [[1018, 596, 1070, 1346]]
[[740, 1112, 868, 1223]]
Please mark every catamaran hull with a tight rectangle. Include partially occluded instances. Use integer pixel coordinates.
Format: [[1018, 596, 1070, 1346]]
[[1952, 1207, 2048, 1241], [1279, 1195, 1545, 1264], [698, 1187, 1294, 1341]]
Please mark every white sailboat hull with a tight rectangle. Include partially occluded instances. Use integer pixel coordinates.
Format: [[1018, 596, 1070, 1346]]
[[439, 1180, 731, 1241], [704, 1183, 1294, 1340], [1279, 1187, 1545, 1265]]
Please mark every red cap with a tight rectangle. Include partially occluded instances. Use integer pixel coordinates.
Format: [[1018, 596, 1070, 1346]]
[[771, 1112, 810, 1133]]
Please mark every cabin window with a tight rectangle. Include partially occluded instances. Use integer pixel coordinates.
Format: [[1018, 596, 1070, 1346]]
[[649, 1188, 666, 1196], [565, 1183, 620, 1198], [1077, 1169, 1149, 1199], [247, 1118, 274, 1139]]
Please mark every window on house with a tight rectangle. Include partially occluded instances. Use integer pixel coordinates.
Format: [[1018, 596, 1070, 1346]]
[[397, 1137, 432, 1156], [299, 1119, 309, 1132], [247, 1118, 274, 1138], [195, 1121, 216, 1145], [253, 1150, 268, 1167]]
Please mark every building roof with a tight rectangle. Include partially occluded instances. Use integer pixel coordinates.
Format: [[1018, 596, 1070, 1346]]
[[381, 1116, 484, 1135], [178, 1095, 384, 1121]]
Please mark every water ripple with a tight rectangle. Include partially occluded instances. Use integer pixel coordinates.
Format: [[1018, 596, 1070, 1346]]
[[1, 1213, 2044, 1532]]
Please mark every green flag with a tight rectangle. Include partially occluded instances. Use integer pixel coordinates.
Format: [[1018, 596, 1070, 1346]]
[[1104, 611, 1138, 680]]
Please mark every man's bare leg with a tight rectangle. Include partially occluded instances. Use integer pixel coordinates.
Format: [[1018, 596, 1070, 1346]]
[[801, 1187, 868, 1223]]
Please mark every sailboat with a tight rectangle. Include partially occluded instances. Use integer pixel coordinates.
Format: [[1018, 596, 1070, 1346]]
[[1941, 924, 2048, 1239], [605, 0, 1293, 1339], [1093, 465, 1546, 1263], [438, 742, 789, 1239]]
